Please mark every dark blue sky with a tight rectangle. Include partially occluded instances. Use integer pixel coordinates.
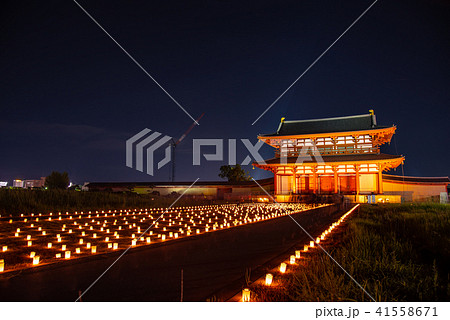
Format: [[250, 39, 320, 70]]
[[1, 0, 449, 184]]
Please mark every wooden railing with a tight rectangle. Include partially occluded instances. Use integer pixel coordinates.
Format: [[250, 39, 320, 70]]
[[275, 146, 379, 157]]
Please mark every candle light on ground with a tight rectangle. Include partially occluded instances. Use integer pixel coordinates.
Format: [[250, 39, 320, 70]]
[[310, 240, 315, 247], [48, 243, 52, 248], [242, 288, 251, 302], [76, 248, 81, 254], [265, 273, 273, 286], [55, 253, 61, 258], [65, 251, 71, 259], [113, 243, 118, 250], [303, 245, 308, 252], [27, 241, 32, 246], [279, 262, 287, 273], [30, 252, 36, 258], [290, 255, 296, 264], [0, 259, 4, 272], [33, 256, 40, 265], [295, 250, 301, 259], [2, 246, 7, 252], [91, 246, 97, 254]]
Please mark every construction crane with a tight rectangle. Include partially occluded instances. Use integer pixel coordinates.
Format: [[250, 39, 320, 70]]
[[171, 113, 205, 182]]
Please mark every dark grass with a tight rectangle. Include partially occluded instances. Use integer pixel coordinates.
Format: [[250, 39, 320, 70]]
[[0, 189, 213, 217], [251, 203, 450, 302]]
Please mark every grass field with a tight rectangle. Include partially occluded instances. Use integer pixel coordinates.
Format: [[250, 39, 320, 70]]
[[251, 203, 450, 302], [0, 189, 213, 217]]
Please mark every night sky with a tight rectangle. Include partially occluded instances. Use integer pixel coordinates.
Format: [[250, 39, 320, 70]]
[[1, 0, 449, 185]]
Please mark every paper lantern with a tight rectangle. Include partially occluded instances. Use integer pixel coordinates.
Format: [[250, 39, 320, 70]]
[[57, 238, 62, 242], [310, 241, 315, 248], [146, 237, 151, 244], [76, 248, 81, 254], [242, 288, 251, 302], [28, 241, 32, 246], [56, 253, 61, 258], [48, 243, 52, 248], [0, 259, 4, 272], [33, 256, 40, 265], [62, 245, 66, 251], [86, 243, 91, 249], [316, 237, 320, 244], [290, 255, 296, 264], [79, 239, 83, 244], [303, 245, 308, 252], [26, 235, 31, 240], [161, 235, 166, 241], [279, 262, 287, 273], [2, 246, 7, 252], [30, 252, 36, 258], [93, 233, 97, 238], [265, 273, 273, 286], [108, 243, 112, 249], [131, 239, 137, 246], [113, 243, 118, 250], [65, 251, 71, 259], [105, 237, 109, 242], [295, 250, 301, 259], [14, 233, 19, 237], [91, 246, 97, 254], [42, 231, 46, 235]]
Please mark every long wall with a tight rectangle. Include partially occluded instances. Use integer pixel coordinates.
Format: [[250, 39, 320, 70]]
[[383, 180, 448, 202]]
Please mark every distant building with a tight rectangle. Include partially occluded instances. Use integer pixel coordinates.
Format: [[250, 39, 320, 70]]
[[85, 178, 274, 202], [13, 179, 24, 188], [24, 177, 46, 188], [0, 181, 7, 188], [13, 177, 46, 188], [254, 112, 449, 203]]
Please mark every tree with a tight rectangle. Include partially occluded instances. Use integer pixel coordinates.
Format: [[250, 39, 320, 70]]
[[45, 171, 70, 190], [218, 165, 251, 182]]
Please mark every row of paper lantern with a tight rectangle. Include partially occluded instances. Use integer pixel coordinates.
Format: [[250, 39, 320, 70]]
[[241, 204, 360, 301], [1, 203, 323, 272]]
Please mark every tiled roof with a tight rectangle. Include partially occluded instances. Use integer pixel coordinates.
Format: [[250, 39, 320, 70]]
[[258, 153, 403, 165], [260, 113, 391, 136]]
